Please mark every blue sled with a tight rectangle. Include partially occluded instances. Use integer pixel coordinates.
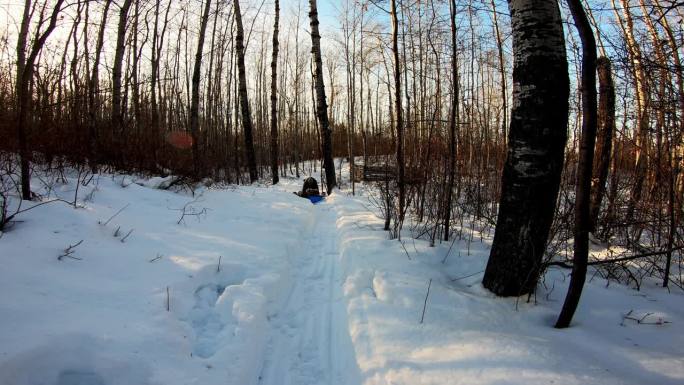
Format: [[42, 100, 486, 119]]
[[307, 195, 325, 204]]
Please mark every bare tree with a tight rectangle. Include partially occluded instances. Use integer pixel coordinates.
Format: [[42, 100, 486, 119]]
[[556, 0, 598, 328], [88, 0, 112, 173], [443, 0, 459, 241], [235, 0, 258, 183], [189, 0, 213, 175], [15, 0, 66, 200], [270, 0, 280, 184], [112, 0, 134, 135], [390, 0, 405, 233], [309, 0, 336, 193], [589, 57, 615, 232]]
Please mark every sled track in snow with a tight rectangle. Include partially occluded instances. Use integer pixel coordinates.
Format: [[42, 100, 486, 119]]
[[258, 202, 360, 385]]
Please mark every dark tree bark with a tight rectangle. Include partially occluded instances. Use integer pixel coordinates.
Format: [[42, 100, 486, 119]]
[[112, 0, 133, 133], [234, 0, 258, 183], [151, 0, 170, 136], [16, 0, 66, 200], [482, 0, 569, 297], [390, 0, 405, 229], [270, 0, 280, 185], [189, 0, 212, 176], [88, 0, 112, 173], [556, 0, 598, 328], [589, 57, 615, 232], [309, 0, 336, 193], [444, 0, 459, 241], [15, 0, 33, 200]]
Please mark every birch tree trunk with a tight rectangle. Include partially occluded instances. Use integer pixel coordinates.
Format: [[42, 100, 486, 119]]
[[309, 0, 336, 193], [482, 0, 569, 297]]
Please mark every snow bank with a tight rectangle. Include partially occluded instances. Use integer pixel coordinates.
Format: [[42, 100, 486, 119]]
[[0, 172, 310, 385], [330, 186, 684, 385]]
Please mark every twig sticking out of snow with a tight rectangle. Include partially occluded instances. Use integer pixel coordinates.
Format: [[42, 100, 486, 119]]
[[149, 253, 163, 263], [441, 237, 458, 264], [217, 255, 222, 272], [166, 286, 170, 312], [450, 270, 484, 282], [400, 240, 412, 260], [120, 229, 134, 243], [99, 203, 130, 226], [58, 240, 84, 261], [420, 278, 432, 324]]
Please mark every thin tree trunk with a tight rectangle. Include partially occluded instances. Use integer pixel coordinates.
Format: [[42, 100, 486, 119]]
[[490, 0, 507, 148], [444, 0, 459, 241], [390, 0, 405, 234], [613, 0, 649, 226], [189, 0, 212, 176], [556, 0, 598, 328], [16, 0, 66, 200], [234, 0, 258, 183], [88, 0, 112, 173], [589, 57, 615, 232], [15, 0, 32, 200], [112, 0, 133, 134], [270, 0, 280, 184]]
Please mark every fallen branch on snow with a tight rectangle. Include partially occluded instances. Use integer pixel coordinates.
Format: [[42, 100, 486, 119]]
[[58, 240, 84, 261]]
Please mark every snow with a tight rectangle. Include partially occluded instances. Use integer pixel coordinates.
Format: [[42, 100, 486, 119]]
[[1, 164, 683, 385]]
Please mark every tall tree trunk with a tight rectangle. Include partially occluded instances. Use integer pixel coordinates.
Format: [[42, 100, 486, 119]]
[[88, 0, 112, 173], [15, 0, 33, 200], [309, 0, 336, 193], [444, 0, 459, 241], [589, 57, 615, 232], [556, 0, 598, 328], [613, 0, 649, 226], [16, 0, 66, 200], [234, 0, 258, 183], [112, 0, 133, 133], [270, 0, 280, 185], [390, 0, 405, 233], [482, 0, 569, 297], [130, 0, 141, 127], [490, 0, 507, 148], [189, 0, 212, 176]]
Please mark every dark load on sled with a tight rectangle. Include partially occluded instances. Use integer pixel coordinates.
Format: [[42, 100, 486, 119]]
[[294, 177, 326, 204]]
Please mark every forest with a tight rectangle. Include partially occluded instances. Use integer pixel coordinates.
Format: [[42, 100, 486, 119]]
[[0, 0, 683, 384]]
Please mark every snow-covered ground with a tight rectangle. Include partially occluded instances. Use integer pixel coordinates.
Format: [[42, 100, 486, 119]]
[[1, 164, 682, 385]]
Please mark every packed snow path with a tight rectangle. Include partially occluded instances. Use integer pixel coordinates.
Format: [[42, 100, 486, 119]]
[[259, 202, 361, 385]]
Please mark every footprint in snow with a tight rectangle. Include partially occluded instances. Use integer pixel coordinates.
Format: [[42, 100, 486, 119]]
[[187, 283, 229, 359]]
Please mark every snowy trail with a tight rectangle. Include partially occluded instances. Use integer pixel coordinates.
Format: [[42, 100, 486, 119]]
[[259, 201, 361, 385]]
